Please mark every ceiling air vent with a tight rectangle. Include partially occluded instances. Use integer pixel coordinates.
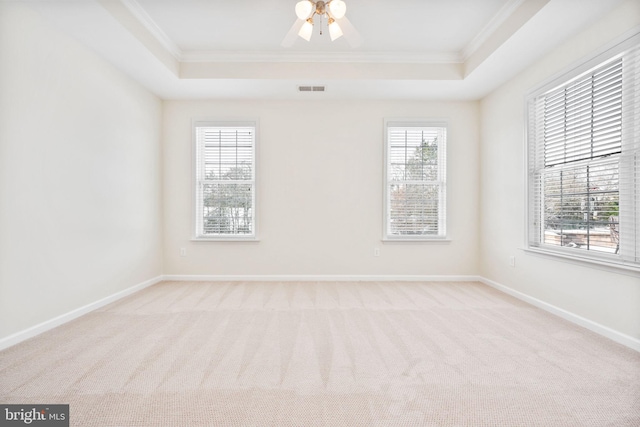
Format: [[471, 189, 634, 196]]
[[298, 85, 326, 92]]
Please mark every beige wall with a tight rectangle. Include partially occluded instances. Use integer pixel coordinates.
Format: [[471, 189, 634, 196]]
[[0, 4, 163, 339], [1, 0, 637, 346], [163, 100, 480, 276], [479, 0, 640, 339]]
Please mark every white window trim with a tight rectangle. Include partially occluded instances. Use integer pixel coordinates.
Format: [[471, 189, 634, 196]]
[[524, 31, 640, 273], [383, 119, 448, 242], [523, 247, 640, 275], [192, 119, 259, 241]]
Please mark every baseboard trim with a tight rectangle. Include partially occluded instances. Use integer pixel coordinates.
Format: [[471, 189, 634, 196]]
[[479, 277, 640, 352], [0, 275, 163, 351], [162, 274, 482, 282], [3, 274, 636, 353]]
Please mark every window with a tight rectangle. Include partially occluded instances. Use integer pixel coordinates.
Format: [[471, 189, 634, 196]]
[[526, 38, 639, 269], [194, 121, 256, 239], [384, 121, 447, 240]]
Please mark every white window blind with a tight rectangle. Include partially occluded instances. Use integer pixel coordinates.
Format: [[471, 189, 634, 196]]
[[194, 122, 256, 239], [385, 122, 447, 240], [527, 38, 639, 269]]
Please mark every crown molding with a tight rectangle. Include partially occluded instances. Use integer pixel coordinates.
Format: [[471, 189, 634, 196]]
[[180, 50, 462, 64], [120, 0, 183, 60], [116, 0, 530, 67], [118, 0, 462, 65], [461, 0, 527, 62]]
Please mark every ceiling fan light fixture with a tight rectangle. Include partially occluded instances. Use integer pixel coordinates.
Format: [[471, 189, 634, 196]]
[[298, 18, 314, 41], [295, 0, 314, 20], [328, 0, 346, 19], [290, 0, 354, 43], [328, 18, 343, 41]]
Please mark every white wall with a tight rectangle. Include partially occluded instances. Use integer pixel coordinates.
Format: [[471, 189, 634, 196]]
[[479, 0, 640, 340], [163, 100, 479, 276], [0, 4, 163, 339]]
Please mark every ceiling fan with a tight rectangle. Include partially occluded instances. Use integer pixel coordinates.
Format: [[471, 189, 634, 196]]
[[281, 0, 362, 48]]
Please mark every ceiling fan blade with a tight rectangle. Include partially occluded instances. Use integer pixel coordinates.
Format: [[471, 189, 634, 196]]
[[336, 16, 362, 48], [281, 19, 304, 48]]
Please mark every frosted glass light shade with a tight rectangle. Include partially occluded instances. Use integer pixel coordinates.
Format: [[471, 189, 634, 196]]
[[298, 20, 313, 41], [329, 21, 343, 41], [328, 0, 346, 19], [295, 1, 313, 20]]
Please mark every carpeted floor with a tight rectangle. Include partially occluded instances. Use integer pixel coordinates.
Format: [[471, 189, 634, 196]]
[[1, 281, 639, 426]]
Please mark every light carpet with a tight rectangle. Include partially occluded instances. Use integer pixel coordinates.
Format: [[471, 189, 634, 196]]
[[0, 281, 638, 426]]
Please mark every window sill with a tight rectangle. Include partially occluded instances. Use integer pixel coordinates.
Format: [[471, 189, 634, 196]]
[[524, 247, 640, 277], [383, 238, 451, 244], [191, 237, 260, 243]]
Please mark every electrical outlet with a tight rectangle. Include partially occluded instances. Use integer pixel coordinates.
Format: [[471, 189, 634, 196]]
[[509, 256, 515, 267], [180, 248, 187, 257], [374, 247, 381, 257]]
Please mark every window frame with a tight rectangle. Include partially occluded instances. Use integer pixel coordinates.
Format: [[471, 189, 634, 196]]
[[192, 119, 258, 241], [383, 119, 448, 242], [524, 33, 640, 272]]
